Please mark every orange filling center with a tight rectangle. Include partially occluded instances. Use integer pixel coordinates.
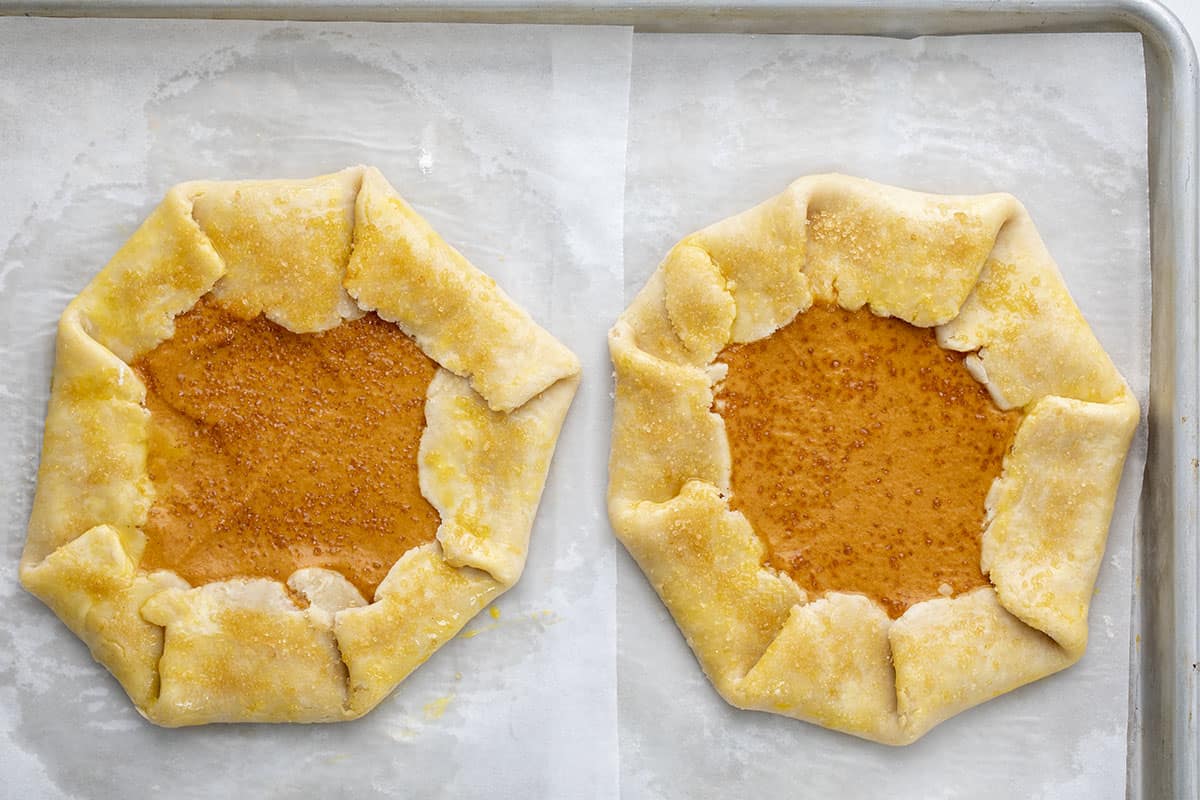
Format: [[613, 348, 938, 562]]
[[714, 303, 1020, 618], [133, 295, 441, 599]]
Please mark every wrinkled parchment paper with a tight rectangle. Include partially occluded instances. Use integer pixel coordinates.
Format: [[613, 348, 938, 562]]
[[620, 32, 1149, 800], [0, 18, 630, 798], [0, 18, 1150, 800]]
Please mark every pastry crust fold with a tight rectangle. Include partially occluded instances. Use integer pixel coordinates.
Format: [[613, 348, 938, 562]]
[[346, 167, 580, 414], [609, 174, 1138, 744], [22, 166, 579, 725]]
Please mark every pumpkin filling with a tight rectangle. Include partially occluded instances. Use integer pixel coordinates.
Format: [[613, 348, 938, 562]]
[[133, 295, 441, 600], [714, 303, 1021, 619]]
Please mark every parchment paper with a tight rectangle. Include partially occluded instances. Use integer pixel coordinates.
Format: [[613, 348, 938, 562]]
[[620, 32, 1150, 800], [0, 18, 631, 799], [0, 18, 1152, 800]]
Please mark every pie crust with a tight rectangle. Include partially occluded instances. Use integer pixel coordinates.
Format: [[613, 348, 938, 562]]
[[21, 166, 580, 725], [608, 174, 1139, 745]]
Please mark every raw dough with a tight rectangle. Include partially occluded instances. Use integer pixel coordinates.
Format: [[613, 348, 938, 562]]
[[21, 166, 580, 725], [608, 174, 1138, 745]]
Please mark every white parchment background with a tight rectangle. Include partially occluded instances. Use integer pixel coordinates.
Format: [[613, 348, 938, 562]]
[[0, 19, 1150, 800], [0, 18, 630, 799], [620, 32, 1149, 800]]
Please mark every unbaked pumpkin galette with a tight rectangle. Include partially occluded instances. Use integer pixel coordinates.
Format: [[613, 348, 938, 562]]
[[608, 175, 1138, 745], [21, 166, 580, 725]]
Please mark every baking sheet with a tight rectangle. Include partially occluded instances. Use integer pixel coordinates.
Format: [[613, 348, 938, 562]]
[[0, 16, 1155, 800], [0, 18, 631, 798], [620, 31, 1150, 800]]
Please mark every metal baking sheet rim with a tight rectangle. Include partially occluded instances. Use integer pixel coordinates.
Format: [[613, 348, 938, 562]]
[[0, 1, 1195, 798]]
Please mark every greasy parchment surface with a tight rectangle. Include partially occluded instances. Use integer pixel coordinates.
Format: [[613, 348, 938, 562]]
[[620, 32, 1149, 799], [0, 18, 628, 798]]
